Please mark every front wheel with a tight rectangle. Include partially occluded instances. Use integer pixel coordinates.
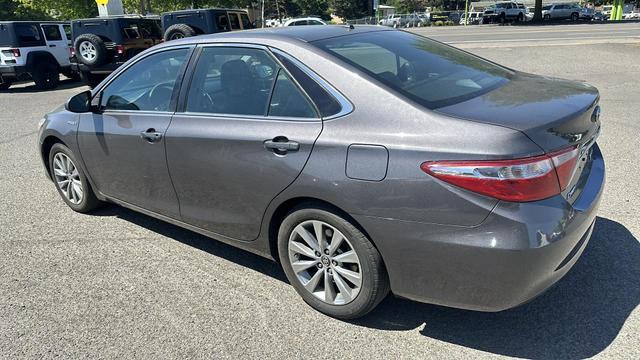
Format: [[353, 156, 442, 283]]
[[49, 143, 101, 213], [571, 13, 579, 21], [278, 205, 389, 319]]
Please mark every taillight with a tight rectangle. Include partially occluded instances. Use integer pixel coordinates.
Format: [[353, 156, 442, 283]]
[[11, 48, 20, 57], [115, 45, 124, 55], [420, 146, 579, 202], [69, 47, 75, 57]]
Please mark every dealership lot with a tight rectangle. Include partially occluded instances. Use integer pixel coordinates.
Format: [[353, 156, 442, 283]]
[[1, 24, 639, 359]]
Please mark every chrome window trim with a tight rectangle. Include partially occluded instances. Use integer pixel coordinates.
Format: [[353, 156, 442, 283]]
[[180, 111, 320, 123], [269, 47, 354, 120]]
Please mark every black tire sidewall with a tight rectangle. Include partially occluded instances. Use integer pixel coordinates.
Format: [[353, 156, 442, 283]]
[[278, 206, 387, 319], [164, 24, 195, 41], [48, 143, 99, 213], [32, 61, 59, 90]]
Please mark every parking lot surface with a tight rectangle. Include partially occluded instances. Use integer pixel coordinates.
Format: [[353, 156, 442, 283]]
[[1, 24, 639, 359]]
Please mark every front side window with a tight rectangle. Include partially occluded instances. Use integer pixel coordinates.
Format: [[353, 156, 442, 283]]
[[100, 48, 189, 112], [41, 25, 62, 41], [314, 31, 511, 109]]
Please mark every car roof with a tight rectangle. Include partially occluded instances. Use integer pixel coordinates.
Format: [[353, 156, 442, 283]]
[[163, 8, 247, 15], [166, 25, 391, 45]]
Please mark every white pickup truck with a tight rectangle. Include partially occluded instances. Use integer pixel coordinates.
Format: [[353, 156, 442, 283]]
[[378, 14, 402, 27]]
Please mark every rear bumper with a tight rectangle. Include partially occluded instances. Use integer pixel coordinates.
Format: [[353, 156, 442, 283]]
[[355, 144, 605, 311], [0, 65, 27, 81]]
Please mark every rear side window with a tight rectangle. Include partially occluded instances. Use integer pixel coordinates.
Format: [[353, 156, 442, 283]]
[[14, 24, 44, 46], [216, 13, 230, 31], [274, 53, 342, 118], [268, 70, 317, 118], [41, 25, 62, 41], [63, 25, 72, 41], [313, 31, 511, 109], [240, 14, 252, 29]]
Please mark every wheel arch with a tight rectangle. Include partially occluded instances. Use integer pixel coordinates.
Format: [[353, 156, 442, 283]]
[[41, 135, 67, 180], [266, 196, 380, 265], [26, 51, 60, 72]]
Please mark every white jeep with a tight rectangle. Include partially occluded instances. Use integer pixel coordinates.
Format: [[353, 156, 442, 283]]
[[0, 21, 77, 90]]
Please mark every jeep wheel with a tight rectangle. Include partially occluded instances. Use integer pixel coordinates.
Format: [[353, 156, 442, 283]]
[[164, 24, 196, 41], [32, 61, 59, 90], [0, 81, 11, 90], [75, 34, 107, 67]]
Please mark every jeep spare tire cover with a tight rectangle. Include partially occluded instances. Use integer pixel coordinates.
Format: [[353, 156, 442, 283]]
[[75, 34, 107, 67], [164, 24, 196, 41]]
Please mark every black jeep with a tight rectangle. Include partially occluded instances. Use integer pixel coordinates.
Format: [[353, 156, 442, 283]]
[[161, 8, 254, 41], [70, 16, 162, 87]]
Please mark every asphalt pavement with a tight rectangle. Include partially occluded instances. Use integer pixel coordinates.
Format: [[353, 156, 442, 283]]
[[1, 23, 639, 359]]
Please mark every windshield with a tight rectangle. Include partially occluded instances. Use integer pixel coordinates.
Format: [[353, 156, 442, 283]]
[[313, 30, 512, 109]]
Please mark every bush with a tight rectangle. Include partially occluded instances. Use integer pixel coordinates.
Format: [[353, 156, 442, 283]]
[[434, 20, 444, 26]]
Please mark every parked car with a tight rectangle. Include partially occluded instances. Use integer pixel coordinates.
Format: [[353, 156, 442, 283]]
[[399, 13, 429, 27], [283, 17, 327, 26], [483, 2, 528, 23], [378, 14, 402, 27], [460, 12, 483, 25], [0, 21, 77, 90], [624, 10, 640, 19], [40, 26, 604, 319], [542, 3, 587, 21], [162, 8, 254, 41], [70, 16, 163, 87]]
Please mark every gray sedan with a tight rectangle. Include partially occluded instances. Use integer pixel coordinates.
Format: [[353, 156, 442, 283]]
[[38, 26, 604, 319]]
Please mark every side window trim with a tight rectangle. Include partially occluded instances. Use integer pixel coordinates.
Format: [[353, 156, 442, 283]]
[[92, 46, 195, 114], [176, 43, 321, 122], [269, 47, 353, 120]]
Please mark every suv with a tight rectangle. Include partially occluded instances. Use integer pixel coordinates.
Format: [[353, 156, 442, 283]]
[[70, 16, 163, 87], [542, 3, 587, 21], [161, 9, 253, 41], [483, 2, 527, 23], [1, 21, 76, 90], [378, 14, 402, 27]]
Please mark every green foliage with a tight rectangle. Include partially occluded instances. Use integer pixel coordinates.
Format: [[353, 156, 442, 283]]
[[0, 0, 52, 20], [22, 0, 98, 20], [332, 0, 370, 20]]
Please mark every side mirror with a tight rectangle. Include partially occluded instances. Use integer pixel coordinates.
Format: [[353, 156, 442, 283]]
[[65, 90, 93, 113]]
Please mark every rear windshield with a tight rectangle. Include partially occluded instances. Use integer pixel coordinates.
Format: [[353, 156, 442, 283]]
[[313, 30, 511, 109]]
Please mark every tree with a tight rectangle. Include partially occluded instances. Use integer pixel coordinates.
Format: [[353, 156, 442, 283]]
[[1, 0, 51, 20], [533, 0, 543, 22], [21, 0, 98, 19], [332, 0, 370, 20]]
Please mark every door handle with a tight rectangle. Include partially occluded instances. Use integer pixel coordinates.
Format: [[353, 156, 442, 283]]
[[49, 44, 56, 47], [264, 137, 299, 154], [140, 128, 163, 143]]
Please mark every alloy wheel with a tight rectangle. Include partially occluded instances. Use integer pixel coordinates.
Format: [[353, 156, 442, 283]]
[[79, 41, 97, 61], [53, 152, 83, 204], [288, 220, 362, 305]]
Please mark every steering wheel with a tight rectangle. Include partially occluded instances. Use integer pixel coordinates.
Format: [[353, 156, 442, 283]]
[[148, 83, 174, 111]]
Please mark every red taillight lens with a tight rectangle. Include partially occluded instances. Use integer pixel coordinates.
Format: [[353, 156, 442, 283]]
[[420, 146, 579, 202], [11, 48, 20, 57], [69, 47, 75, 57], [115, 45, 124, 55]]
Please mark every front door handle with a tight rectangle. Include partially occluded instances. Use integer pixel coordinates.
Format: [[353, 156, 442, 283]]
[[140, 128, 163, 143], [264, 137, 299, 154]]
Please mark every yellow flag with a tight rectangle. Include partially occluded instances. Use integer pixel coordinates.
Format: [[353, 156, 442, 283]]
[[95, 0, 109, 6]]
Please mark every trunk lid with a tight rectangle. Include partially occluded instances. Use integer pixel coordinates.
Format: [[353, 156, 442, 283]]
[[436, 72, 601, 152], [436, 72, 602, 204]]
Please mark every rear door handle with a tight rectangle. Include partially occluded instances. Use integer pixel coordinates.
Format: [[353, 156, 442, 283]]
[[264, 137, 299, 154], [49, 44, 56, 47], [140, 128, 163, 143]]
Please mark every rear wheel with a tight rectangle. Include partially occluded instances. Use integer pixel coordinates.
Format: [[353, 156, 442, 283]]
[[163, 24, 196, 41], [32, 61, 59, 90], [0, 81, 11, 90], [49, 143, 101, 213], [75, 34, 107, 66], [571, 12, 579, 21], [278, 205, 389, 319]]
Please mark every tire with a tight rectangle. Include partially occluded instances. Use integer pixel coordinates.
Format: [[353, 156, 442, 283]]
[[544, 14, 551, 21], [278, 204, 390, 319], [49, 143, 101, 213], [163, 24, 196, 41], [32, 61, 60, 90], [571, 13, 579, 21], [0, 81, 11, 90], [518, 13, 524, 22], [499, 13, 506, 23], [79, 71, 104, 88], [74, 34, 107, 67], [62, 70, 81, 82]]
